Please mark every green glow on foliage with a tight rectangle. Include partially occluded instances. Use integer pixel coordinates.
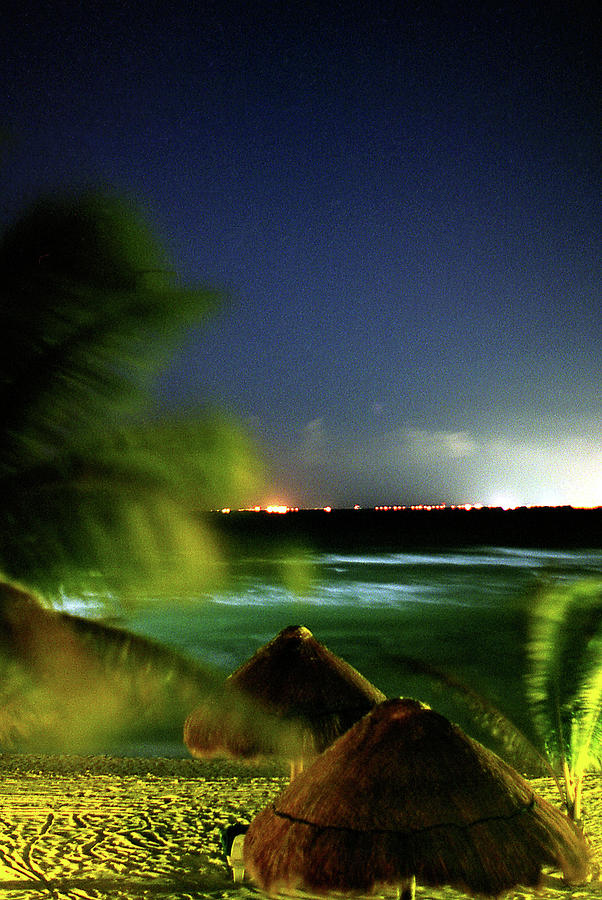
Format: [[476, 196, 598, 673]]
[[527, 579, 602, 773], [0, 189, 262, 599]]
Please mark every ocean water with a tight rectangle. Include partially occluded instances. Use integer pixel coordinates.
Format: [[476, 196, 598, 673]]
[[51, 545, 601, 757], [69, 544, 596, 757]]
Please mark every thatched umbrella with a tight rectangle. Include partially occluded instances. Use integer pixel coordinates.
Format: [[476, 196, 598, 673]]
[[244, 698, 589, 898], [184, 625, 385, 778]]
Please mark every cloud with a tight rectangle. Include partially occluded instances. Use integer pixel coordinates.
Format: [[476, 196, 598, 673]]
[[401, 428, 480, 460], [278, 418, 602, 509]]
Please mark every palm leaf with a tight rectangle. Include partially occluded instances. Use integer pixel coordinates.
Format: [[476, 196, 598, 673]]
[[391, 653, 559, 784], [0, 578, 213, 750], [569, 583, 602, 774], [0, 190, 259, 597], [0, 415, 262, 597], [0, 191, 216, 459], [0, 579, 304, 757], [526, 580, 602, 771]]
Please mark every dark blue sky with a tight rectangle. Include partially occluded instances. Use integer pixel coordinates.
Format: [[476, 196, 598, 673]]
[[2, 1, 600, 508]]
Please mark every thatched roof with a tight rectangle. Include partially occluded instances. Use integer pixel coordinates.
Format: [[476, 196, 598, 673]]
[[243, 698, 589, 897], [183, 625, 385, 763]]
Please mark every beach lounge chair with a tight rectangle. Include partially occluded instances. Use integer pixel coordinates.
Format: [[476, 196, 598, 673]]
[[220, 823, 248, 881]]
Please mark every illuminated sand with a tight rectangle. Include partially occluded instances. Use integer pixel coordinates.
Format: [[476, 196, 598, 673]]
[[0, 756, 599, 900]]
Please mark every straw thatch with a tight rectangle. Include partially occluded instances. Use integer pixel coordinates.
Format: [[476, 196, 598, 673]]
[[183, 625, 385, 767], [244, 698, 590, 897]]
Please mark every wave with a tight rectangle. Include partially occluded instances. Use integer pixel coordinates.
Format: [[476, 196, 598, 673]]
[[316, 548, 602, 569], [51, 548, 602, 616], [208, 579, 461, 609]]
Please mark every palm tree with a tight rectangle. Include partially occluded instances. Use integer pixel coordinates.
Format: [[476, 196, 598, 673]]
[[526, 578, 602, 821], [0, 188, 260, 598], [0, 188, 262, 751], [393, 578, 602, 823]]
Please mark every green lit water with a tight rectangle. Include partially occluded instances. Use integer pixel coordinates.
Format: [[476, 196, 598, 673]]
[[61, 545, 600, 758]]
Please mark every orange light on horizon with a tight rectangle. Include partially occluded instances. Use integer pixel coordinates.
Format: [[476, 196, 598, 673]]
[[215, 500, 601, 513], [407, 504, 447, 511]]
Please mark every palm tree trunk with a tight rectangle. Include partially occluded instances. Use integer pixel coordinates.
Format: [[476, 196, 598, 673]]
[[573, 773, 584, 823], [289, 758, 304, 780], [563, 759, 578, 820], [398, 875, 415, 899]]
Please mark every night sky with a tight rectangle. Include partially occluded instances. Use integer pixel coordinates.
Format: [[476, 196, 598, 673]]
[[2, 2, 600, 509]]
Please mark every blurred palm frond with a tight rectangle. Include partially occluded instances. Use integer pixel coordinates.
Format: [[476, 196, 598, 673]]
[[395, 579, 602, 819], [526, 579, 602, 774], [0, 189, 263, 597], [391, 653, 557, 783]]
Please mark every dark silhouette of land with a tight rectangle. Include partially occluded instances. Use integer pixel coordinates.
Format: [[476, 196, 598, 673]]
[[208, 506, 602, 554]]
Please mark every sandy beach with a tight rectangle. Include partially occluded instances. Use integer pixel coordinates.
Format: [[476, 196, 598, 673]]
[[0, 755, 599, 900]]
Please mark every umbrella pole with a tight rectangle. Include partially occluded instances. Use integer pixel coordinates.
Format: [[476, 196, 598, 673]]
[[290, 758, 304, 780]]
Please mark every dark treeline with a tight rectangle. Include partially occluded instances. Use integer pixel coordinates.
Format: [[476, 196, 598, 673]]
[[208, 506, 602, 554]]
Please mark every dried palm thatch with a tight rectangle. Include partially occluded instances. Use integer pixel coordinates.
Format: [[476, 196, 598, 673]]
[[183, 625, 385, 775], [244, 698, 590, 897]]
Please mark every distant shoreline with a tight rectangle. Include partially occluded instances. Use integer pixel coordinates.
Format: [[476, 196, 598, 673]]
[[0, 752, 287, 779], [208, 506, 602, 553]]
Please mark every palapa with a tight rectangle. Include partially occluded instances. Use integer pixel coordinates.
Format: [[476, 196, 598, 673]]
[[184, 625, 385, 776], [243, 698, 590, 898]]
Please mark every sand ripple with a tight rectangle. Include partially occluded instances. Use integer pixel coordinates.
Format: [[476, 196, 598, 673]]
[[0, 756, 598, 900]]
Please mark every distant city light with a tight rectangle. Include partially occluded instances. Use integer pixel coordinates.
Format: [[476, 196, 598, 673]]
[[488, 494, 522, 510], [212, 500, 600, 513]]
